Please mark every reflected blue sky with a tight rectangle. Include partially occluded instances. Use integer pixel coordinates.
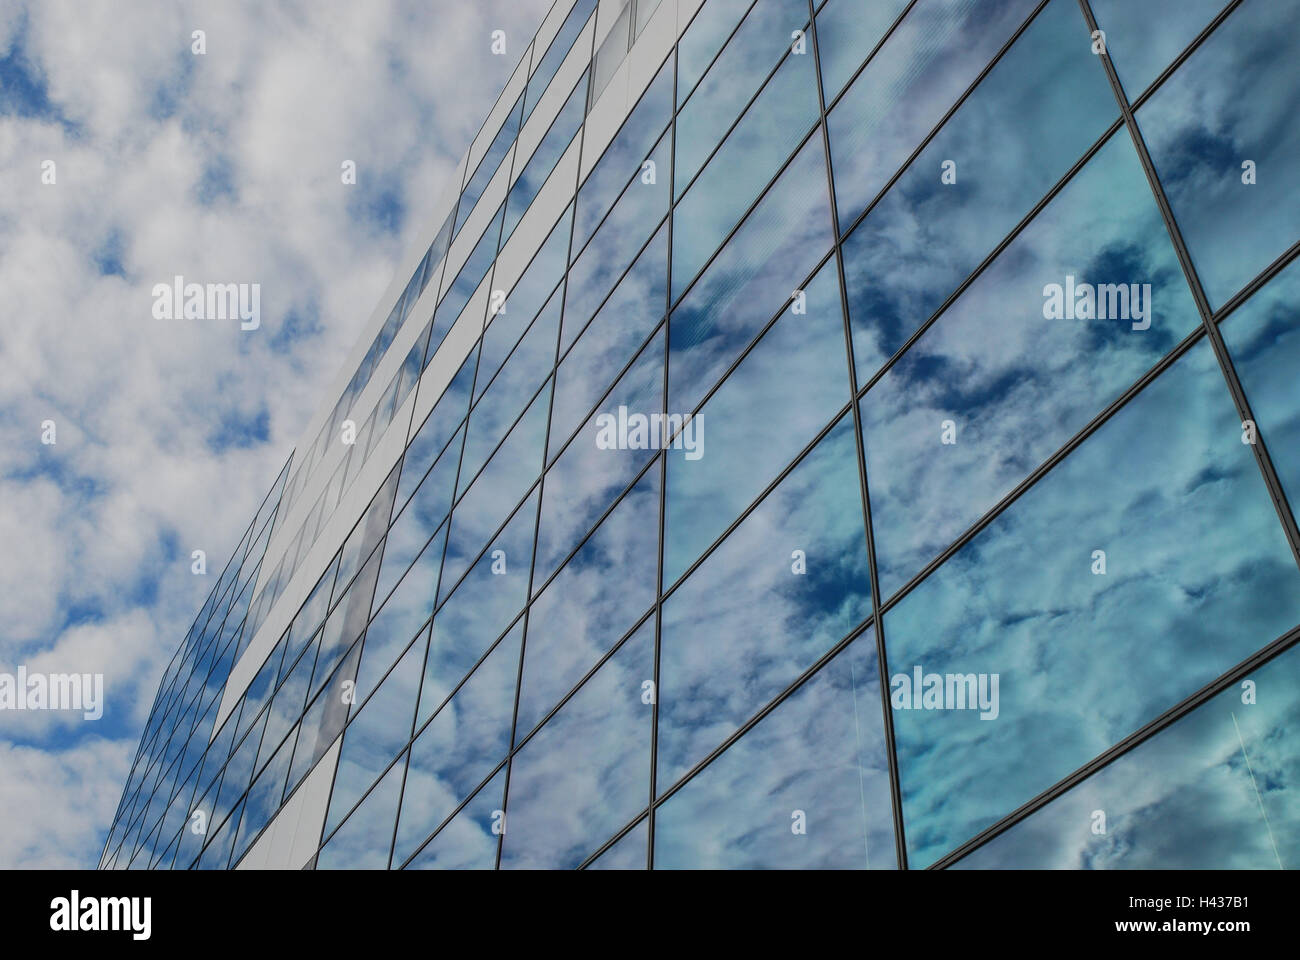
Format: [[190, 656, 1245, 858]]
[[1137, 0, 1300, 310], [887, 340, 1300, 866], [956, 640, 1300, 869]]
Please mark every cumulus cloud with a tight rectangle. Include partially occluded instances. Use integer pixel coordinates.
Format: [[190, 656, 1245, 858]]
[[0, 0, 550, 867]]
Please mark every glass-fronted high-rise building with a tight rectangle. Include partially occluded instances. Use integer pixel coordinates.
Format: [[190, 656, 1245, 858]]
[[101, 0, 1300, 871]]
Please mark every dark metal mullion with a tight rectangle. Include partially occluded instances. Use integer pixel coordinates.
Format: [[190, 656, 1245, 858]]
[[807, 0, 907, 871], [647, 39, 680, 875], [936, 622, 1300, 869], [1078, 0, 1300, 572]]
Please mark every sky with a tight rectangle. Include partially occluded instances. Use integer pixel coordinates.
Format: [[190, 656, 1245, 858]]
[[0, 0, 552, 869]]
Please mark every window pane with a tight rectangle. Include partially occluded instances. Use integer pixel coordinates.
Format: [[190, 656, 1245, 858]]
[[324, 636, 424, 837], [378, 430, 460, 605], [479, 209, 571, 397], [668, 131, 832, 416], [1136, 0, 1300, 309], [665, 252, 848, 585], [395, 626, 521, 866], [516, 467, 659, 736], [550, 222, 667, 463], [675, 0, 808, 197], [672, 45, 820, 300], [827, 0, 1041, 229], [232, 727, 293, 865], [315, 543, 382, 691], [676, 0, 752, 107], [404, 765, 507, 870], [236, 634, 283, 744], [956, 640, 1300, 869], [842, 0, 1117, 383], [455, 94, 523, 237], [654, 627, 895, 869], [536, 330, 662, 586], [591, 3, 631, 104], [288, 638, 360, 795], [524, 0, 599, 123], [501, 616, 653, 869], [256, 635, 316, 778], [355, 537, 440, 710], [659, 412, 869, 788], [565, 134, 670, 351], [886, 340, 1300, 867], [214, 709, 265, 837], [432, 203, 505, 355], [197, 797, 243, 870], [462, 296, 560, 482], [318, 751, 405, 870], [503, 79, 586, 245], [420, 492, 536, 727], [861, 130, 1201, 599], [441, 385, 547, 591]]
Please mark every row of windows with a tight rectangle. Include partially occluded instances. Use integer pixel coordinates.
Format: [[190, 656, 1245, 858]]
[[249, 0, 614, 629], [105, 0, 1300, 869], [102, 459, 292, 865], [276, 0, 607, 516]]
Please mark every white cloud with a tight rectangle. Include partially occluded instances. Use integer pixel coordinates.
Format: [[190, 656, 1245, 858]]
[[0, 0, 551, 868]]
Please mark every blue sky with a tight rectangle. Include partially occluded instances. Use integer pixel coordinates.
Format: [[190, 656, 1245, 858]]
[[0, 0, 550, 868]]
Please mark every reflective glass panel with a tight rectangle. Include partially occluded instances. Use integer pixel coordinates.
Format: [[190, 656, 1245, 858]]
[[655, 627, 895, 869], [886, 340, 1300, 867]]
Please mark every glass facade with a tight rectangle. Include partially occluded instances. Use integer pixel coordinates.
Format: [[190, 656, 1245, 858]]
[[102, 0, 1300, 871]]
